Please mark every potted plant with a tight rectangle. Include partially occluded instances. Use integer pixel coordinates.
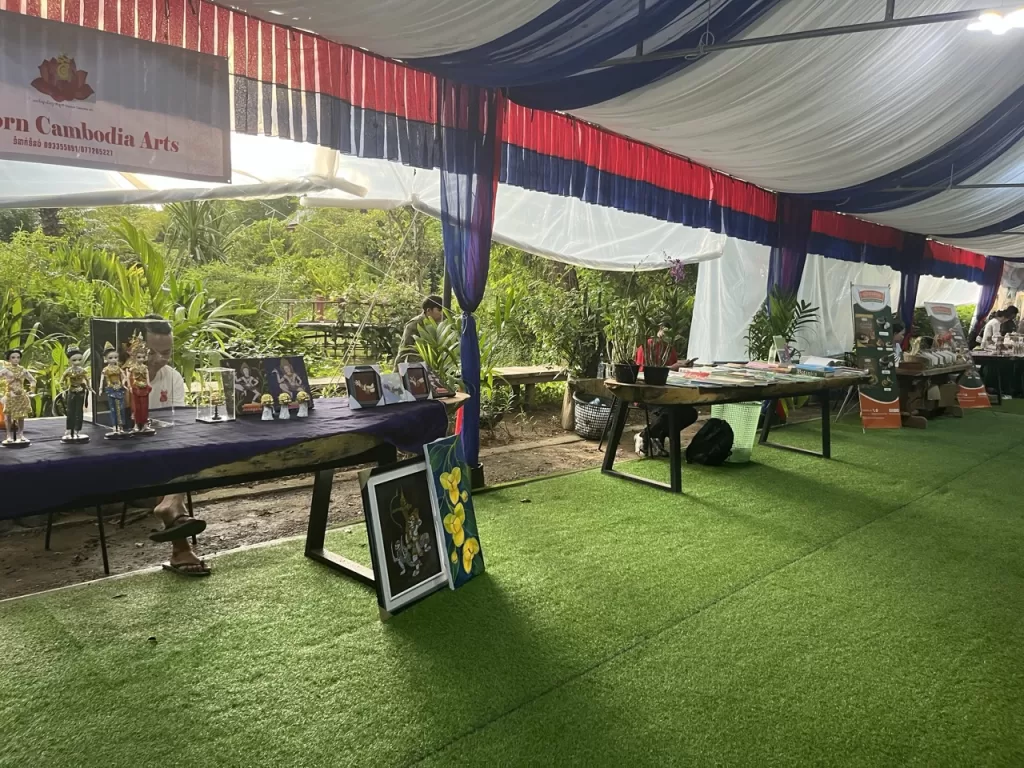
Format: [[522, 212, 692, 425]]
[[745, 289, 819, 362], [605, 304, 641, 383], [639, 332, 673, 386]]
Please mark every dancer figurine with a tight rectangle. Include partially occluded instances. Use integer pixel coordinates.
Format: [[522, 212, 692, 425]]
[[278, 392, 292, 420], [126, 333, 155, 436], [1, 348, 35, 448], [296, 389, 310, 418], [101, 341, 129, 439], [261, 393, 275, 421], [60, 345, 93, 444]]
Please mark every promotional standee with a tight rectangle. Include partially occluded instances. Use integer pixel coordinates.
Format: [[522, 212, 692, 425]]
[[924, 302, 990, 409], [851, 285, 902, 429]]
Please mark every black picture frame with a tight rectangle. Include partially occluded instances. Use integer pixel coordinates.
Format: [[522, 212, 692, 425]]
[[400, 362, 432, 401], [345, 365, 385, 408], [360, 458, 448, 616]]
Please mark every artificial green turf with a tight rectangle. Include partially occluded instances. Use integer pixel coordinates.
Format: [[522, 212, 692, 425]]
[[3, 409, 1024, 767]]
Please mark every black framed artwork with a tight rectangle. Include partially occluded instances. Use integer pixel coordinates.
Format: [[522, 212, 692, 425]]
[[399, 362, 432, 401], [360, 459, 448, 615], [344, 365, 385, 409]]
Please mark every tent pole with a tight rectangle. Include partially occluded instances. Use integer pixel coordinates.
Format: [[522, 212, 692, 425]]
[[596, 3, 1020, 66], [885, 0, 896, 21], [442, 269, 452, 310]]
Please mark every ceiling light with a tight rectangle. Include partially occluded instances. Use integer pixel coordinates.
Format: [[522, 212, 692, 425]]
[[968, 9, 1024, 34]]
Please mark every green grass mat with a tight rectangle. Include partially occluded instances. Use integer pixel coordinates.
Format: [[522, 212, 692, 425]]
[[3, 409, 1023, 767]]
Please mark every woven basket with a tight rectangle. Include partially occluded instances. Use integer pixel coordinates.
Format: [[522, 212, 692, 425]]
[[573, 394, 612, 440]]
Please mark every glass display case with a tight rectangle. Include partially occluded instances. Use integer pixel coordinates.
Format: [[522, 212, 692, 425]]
[[196, 367, 236, 424]]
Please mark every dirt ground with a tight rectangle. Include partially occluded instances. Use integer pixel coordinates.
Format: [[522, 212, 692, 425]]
[[1, 404, 688, 600]]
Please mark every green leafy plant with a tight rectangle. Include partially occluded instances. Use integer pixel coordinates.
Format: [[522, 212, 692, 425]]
[[604, 301, 641, 364], [164, 201, 238, 265], [745, 289, 819, 361]]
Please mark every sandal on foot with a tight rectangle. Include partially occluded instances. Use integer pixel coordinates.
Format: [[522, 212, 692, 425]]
[[149, 515, 207, 543], [162, 560, 212, 578]]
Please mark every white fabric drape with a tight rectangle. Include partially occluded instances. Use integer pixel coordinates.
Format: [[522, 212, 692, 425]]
[[690, 245, 981, 363]]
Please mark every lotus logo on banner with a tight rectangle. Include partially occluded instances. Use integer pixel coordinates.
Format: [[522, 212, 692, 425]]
[[31, 54, 94, 103]]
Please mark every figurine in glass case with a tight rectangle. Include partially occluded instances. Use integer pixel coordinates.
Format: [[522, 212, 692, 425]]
[[125, 333, 155, 436], [296, 389, 310, 418], [60, 345, 93, 444], [208, 390, 225, 422], [1, 348, 35, 448], [101, 341, 129, 439], [261, 393, 275, 421], [278, 392, 292, 420]]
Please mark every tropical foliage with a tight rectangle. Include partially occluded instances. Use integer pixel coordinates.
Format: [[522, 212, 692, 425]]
[[746, 289, 820, 361]]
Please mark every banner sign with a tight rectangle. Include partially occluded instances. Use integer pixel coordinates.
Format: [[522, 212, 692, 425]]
[[852, 285, 902, 429], [0, 10, 230, 182], [924, 302, 990, 409]]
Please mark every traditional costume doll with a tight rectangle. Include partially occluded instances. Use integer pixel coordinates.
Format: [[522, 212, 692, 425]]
[[261, 393, 275, 421], [1, 348, 35, 447], [278, 392, 292, 420], [125, 333, 155, 435], [60, 345, 93, 443], [296, 389, 310, 418], [271, 358, 303, 397], [101, 342, 129, 438]]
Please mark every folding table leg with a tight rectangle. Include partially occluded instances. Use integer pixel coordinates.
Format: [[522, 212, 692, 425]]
[[304, 468, 375, 586], [602, 398, 629, 472], [45, 510, 54, 551], [186, 492, 196, 546], [758, 399, 777, 445], [667, 406, 682, 493], [95, 506, 110, 576], [820, 389, 832, 459]]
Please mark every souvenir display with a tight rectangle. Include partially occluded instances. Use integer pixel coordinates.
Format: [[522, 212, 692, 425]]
[[224, 356, 313, 417], [924, 302, 989, 409], [296, 390, 310, 418], [125, 333, 156, 436], [425, 435, 484, 589], [278, 392, 292, 420], [197, 367, 236, 424], [60, 345, 93, 444], [359, 459, 448, 616], [426, 368, 455, 398], [1, 348, 36, 448], [90, 318, 178, 427], [381, 372, 414, 404], [100, 342, 129, 439], [399, 362, 432, 401], [344, 365, 385, 409], [261, 393, 275, 421]]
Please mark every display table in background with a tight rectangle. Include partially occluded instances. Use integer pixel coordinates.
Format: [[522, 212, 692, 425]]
[[604, 373, 869, 494], [1, 396, 466, 578], [894, 363, 970, 428], [970, 352, 1022, 406]]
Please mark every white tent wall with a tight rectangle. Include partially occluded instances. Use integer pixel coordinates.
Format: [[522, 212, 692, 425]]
[[690, 245, 981, 363]]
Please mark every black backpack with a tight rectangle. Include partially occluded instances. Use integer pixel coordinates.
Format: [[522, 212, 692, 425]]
[[685, 418, 734, 466]]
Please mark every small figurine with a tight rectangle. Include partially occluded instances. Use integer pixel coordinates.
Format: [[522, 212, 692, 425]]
[[125, 333, 155, 436], [278, 392, 292, 420], [209, 390, 225, 422], [1, 348, 36, 448], [101, 341, 129, 439], [60, 345, 93, 444], [260, 393, 275, 421], [296, 389, 310, 418]]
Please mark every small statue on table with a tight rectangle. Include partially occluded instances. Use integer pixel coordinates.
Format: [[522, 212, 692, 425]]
[[209, 390, 225, 422], [278, 392, 292, 420], [260, 393, 275, 421], [296, 389, 310, 418], [125, 333, 155, 436], [101, 341, 129, 439], [1, 348, 35, 448], [60, 345, 93, 444]]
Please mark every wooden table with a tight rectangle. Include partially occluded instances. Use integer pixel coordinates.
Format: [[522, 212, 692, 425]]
[[602, 373, 869, 494], [894, 363, 970, 427], [28, 395, 467, 581]]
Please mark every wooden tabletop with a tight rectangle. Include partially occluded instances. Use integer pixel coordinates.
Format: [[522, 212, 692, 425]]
[[605, 373, 869, 406], [894, 363, 970, 377]]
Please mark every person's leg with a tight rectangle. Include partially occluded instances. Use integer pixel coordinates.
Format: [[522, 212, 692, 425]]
[[154, 494, 210, 573]]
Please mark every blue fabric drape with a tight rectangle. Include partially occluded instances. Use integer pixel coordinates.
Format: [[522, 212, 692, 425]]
[[897, 234, 925, 342], [439, 81, 504, 467], [510, 0, 782, 110], [969, 257, 1004, 340], [411, 0, 700, 88], [767, 195, 812, 299]]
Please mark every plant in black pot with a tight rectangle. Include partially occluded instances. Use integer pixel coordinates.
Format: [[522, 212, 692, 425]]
[[605, 304, 641, 384]]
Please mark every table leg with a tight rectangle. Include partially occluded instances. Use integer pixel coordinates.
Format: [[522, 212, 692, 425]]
[[758, 399, 776, 445], [304, 467, 376, 586], [95, 506, 110, 576], [601, 397, 680, 493], [524, 383, 536, 409], [668, 406, 682, 493], [759, 392, 832, 459], [601, 398, 628, 472]]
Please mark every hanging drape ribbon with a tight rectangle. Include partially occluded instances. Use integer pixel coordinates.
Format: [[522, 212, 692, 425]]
[[767, 195, 813, 300], [969, 257, 1006, 344], [438, 81, 505, 468], [897, 234, 926, 346]]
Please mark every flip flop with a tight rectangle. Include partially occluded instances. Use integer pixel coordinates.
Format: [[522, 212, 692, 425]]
[[162, 561, 212, 578], [149, 515, 207, 543]]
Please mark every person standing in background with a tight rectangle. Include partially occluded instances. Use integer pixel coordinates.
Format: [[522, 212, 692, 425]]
[[395, 295, 444, 367]]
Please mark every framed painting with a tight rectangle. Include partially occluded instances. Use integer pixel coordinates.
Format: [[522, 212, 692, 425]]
[[399, 362, 432, 401], [361, 459, 449, 615], [345, 365, 385, 409], [425, 434, 484, 589]]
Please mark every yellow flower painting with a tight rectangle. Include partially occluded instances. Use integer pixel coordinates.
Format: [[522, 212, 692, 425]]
[[427, 435, 485, 588], [440, 466, 462, 505], [443, 503, 466, 547]]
